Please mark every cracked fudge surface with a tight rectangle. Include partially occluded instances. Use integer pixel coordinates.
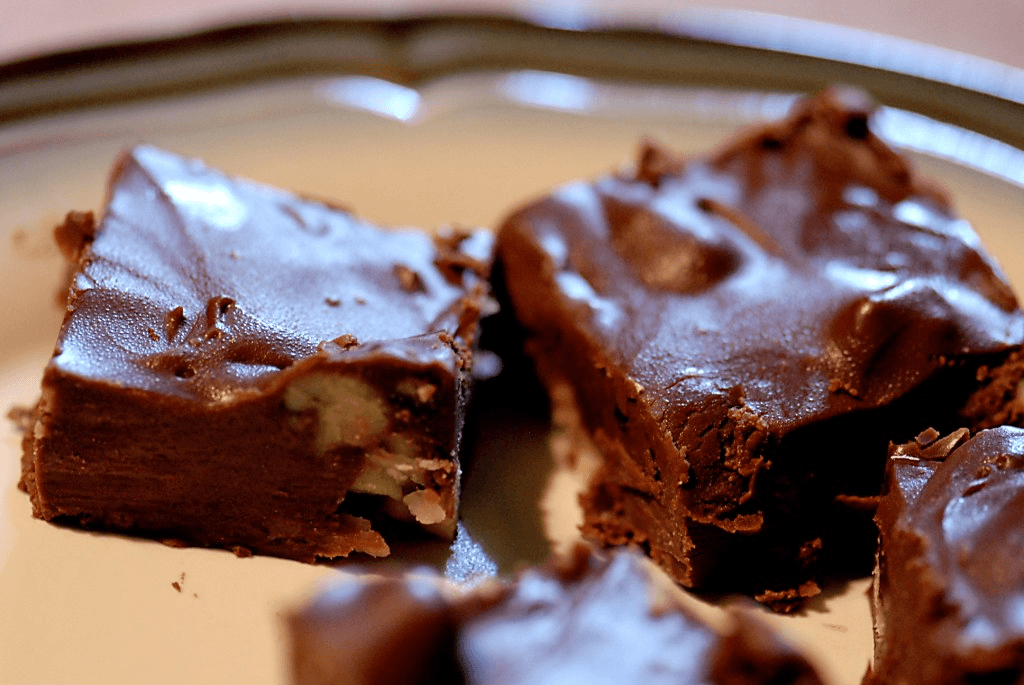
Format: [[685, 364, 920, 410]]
[[868, 427, 1024, 685], [494, 90, 1024, 609], [19, 145, 493, 561], [288, 548, 825, 685]]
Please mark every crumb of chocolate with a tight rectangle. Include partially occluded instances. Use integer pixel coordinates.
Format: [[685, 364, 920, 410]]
[[330, 334, 359, 350], [394, 264, 426, 293], [821, 623, 848, 633], [164, 306, 186, 341], [5, 405, 34, 434], [53, 210, 96, 262]]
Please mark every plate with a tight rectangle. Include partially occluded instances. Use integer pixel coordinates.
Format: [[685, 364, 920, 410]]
[[2, 15, 1024, 685]]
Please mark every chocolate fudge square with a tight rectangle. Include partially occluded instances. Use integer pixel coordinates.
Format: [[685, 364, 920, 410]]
[[19, 145, 493, 561], [494, 89, 1024, 609], [288, 547, 825, 685], [867, 426, 1024, 685]]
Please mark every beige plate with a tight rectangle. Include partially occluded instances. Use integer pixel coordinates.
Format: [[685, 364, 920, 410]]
[[2, 15, 1024, 685]]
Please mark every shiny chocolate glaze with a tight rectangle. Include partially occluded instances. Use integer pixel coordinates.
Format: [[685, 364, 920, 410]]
[[53, 146, 491, 402], [21, 146, 493, 560], [495, 89, 1024, 608], [869, 426, 1024, 685]]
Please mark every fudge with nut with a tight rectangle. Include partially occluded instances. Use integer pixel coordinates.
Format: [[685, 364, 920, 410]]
[[19, 145, 493, 561], [287, 547, 825, 685], [494, 89, 1024, 609], [867, 426, 1024, 685]]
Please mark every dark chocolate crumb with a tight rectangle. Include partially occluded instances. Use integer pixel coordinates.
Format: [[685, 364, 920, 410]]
[[394, 264, 426, 293], [755, 581, 821, 614], [165, 306, 187, 341], [202, 296, 235, 339], [635, 138, 683, 186], [331, 334, 359, 350], [5, 405, 34, 434], [432, 227, 490, 285], [915, 427, 942, 446], [53, 210, 97, 262]]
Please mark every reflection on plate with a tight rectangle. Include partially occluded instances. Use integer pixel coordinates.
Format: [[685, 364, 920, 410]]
[[1, 16, 1024, 685]]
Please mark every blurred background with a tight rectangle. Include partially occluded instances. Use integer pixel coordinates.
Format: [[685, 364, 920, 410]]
[[1, 0, 1022, 68], [1, 3, 1022, 685]]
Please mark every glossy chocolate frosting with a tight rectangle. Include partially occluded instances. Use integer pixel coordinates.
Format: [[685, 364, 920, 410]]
[[495, 89, 1024, 606], [869, 426, 1024, 684], [53, 145, 491, 402], [21, 146, 493, 560], [509, 90, 1019, 431]]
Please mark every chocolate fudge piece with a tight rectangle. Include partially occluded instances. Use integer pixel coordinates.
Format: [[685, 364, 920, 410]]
[[287, 547, 825, 685], [19, 145, 493, 561], [494, 89, 1024, 609], [867, 426, 1024, 685]]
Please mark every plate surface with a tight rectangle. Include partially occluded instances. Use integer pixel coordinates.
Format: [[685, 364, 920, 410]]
[[2, 16, 1024, 685]]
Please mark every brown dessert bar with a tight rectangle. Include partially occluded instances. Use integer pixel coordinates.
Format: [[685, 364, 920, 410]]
[[866, 426, 1024, 685], [19, 145, 492, 561], [493, 89, 1024, 609], [287, 547, 825, 685]]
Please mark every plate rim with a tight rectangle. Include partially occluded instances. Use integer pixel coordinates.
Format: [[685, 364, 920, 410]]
[[1, 11, 1023, 150]]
